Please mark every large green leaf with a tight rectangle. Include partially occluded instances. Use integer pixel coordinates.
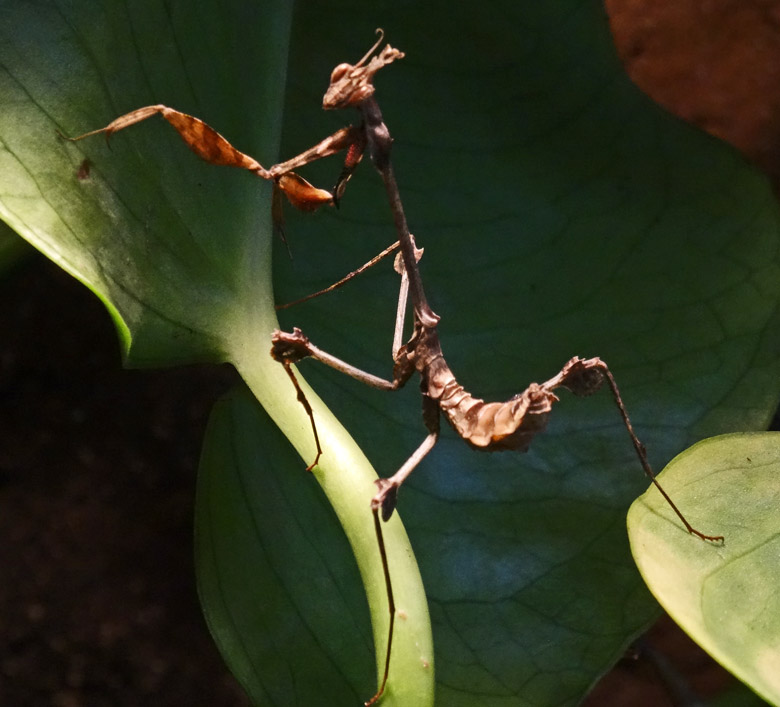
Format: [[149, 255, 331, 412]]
[[629, 433, 780, 706], [2, 1, 779, 705], [0, 2, 430, 704]]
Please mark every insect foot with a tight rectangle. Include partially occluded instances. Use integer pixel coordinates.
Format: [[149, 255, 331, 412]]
[[270, 327, 313, 365], [372, 478, 400, 522], [555, 356, 608, 397]]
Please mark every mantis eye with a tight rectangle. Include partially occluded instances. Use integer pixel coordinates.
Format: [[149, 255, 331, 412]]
[[330, 62, 352, 83]]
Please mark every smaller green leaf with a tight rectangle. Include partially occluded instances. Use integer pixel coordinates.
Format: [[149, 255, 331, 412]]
[[628, 432, 780, 706]]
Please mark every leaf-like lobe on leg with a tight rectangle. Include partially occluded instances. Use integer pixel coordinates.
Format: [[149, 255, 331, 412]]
[[276, 172, 334, 211], [62, 105, 271, 178], [158, 107, 267, 174]]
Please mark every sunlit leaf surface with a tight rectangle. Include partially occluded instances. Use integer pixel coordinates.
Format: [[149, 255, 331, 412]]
[[630, 433, 780, 706]]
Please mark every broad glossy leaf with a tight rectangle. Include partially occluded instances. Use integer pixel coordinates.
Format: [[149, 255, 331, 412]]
[[629, 433, 780, 706], [2, 1, 779, 705], [0, 1, 430, 704], [275, 5, 780, 704]]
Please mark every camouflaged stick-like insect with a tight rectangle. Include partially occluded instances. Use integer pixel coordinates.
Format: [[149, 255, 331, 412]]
[[268, 30, 725, 705], [268, 31, 726, 534], [65, 30, 723, 707]]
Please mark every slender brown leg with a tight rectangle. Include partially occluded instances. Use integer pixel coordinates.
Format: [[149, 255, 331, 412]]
[[272, 328, 412, 392], [598, 365, 724, 543], [277, 360, 323, 471], [363, 507, 396, 707], [390, 234, 423, 358], [372, 430, 439, 522], [555, 357, 724, 544], [392, 263, 409, 359], [275, 241, 400, 310]]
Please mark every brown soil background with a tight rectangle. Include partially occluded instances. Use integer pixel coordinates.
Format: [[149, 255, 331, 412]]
[[1, 3, 778, 705]]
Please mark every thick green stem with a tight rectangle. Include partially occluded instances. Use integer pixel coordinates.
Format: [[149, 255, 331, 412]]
[[233, 340, 435, 706]]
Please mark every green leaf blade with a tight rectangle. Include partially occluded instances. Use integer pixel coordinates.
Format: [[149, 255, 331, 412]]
[[0, 0, 290, 364], [629, 433, 780, 705], [277, 5, 780, 704], [1, 3, 435, 703]]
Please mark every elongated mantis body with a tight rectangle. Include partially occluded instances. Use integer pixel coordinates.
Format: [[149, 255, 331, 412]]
[[269, 31, 724, 705], [64, 30, 723, 706]]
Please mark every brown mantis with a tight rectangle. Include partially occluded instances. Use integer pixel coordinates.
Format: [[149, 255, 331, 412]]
[[63, 29, 724, 707]]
